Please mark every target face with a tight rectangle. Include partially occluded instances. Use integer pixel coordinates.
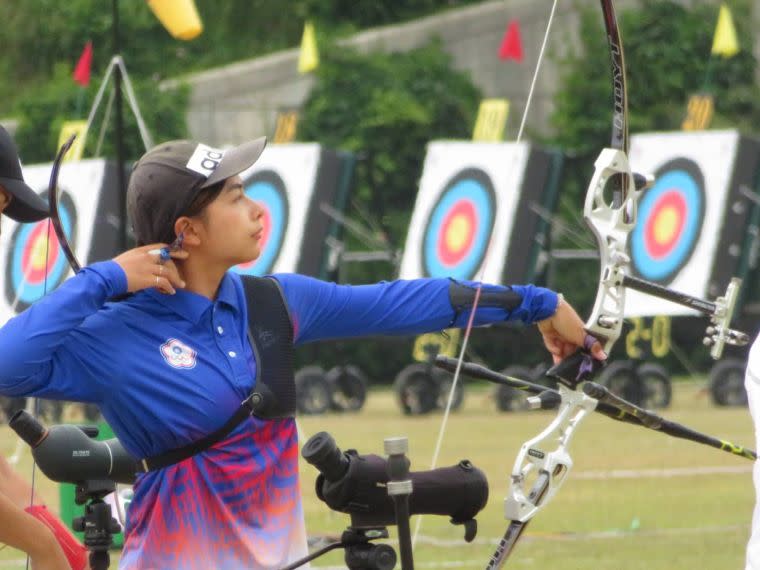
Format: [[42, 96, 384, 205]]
[[233, 170, 289, 276], [4, 191, 77, 311], [631, 158, 705, 284], [421, 168, 496, 280]]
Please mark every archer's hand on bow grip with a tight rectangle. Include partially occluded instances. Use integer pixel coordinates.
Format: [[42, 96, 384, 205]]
[[537, 296, 608, 365], [547, 341, 607, 389]]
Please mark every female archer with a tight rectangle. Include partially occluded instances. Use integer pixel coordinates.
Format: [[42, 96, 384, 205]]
[[0, 136, 605, 569]]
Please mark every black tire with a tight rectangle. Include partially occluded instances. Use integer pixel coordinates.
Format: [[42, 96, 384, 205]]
[[637, 363, 672, 409], [599, 360, 671, 409], [597, 360, 635, 399], [394, 364, 439, 415], [709, 358, 748, 407], [326, 365, 368, 412], [494, 365, 533, 412], [295, 366, 332, 415], [436, 369, 464, 411]]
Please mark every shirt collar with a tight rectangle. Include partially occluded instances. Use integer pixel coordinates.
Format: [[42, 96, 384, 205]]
[[144, 272, 240, 324]]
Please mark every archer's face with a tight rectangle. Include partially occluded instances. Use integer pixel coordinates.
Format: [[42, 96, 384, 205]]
[[198, 175, 265, 267]]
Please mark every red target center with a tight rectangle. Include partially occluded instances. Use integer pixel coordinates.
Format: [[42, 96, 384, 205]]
[[437, 200, 477, 267], [644, 190, 686, 259], [22, 222, 60, 283]]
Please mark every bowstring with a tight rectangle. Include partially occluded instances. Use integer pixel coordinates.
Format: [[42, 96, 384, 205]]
[[412, 0, 561, 546]]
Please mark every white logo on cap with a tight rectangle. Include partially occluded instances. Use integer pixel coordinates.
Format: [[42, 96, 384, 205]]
[[186, 144, 227, 178]]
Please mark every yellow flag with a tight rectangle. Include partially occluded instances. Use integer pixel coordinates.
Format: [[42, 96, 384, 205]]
[[711, 4, 739, 58], [57, 121, 88, 162], [146, 0, 203, 41], [298, 21, 319, 74]]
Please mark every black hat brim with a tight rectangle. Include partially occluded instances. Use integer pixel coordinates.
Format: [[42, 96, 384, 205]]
[[0, 175, 48, 222], [201, 137, 267, 189]]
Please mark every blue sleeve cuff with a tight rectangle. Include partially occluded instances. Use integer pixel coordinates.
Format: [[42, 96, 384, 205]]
[[83, 260, 129, 297], [509, 285, 559, 323]]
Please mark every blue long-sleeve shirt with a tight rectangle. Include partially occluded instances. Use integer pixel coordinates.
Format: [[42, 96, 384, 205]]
[[0, 261, 557, 569]]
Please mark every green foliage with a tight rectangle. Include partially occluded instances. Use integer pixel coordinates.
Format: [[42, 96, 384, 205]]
[[12, 65, 188, 164], [551, 0, 760, 153], [297, 41, 482, 380], [302, 0, 483, 30], [300, 40, 481, 255]]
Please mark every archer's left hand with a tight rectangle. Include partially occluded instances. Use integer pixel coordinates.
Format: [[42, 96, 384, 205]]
[[537, 296, 607, 364]]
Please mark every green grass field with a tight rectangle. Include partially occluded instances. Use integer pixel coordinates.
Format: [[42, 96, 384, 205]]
[[0, 380, 755, 569]]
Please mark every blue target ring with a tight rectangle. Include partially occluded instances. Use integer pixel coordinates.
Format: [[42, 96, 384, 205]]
[[233, 170, 288, 276], [4, 190, 78, 311], [631, 158, 704, 284], [422, 169, 496, 280]]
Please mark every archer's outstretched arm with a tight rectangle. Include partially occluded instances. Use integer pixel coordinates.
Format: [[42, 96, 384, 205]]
[[271, 273, 559, 343]]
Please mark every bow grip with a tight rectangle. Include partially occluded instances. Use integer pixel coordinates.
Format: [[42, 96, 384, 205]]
[[546, 349, 605, 389]]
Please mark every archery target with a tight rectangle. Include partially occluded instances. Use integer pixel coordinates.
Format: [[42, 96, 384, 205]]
[[4, 191, 78, 312], [422, 169, 496, 280], [631, 158, 704, 284], [233, 170, 289, 276], [230, 143, 346, 277], [400, 142, 532, 284], [0, 159, 108, 325], [625, 130, 743, 317]]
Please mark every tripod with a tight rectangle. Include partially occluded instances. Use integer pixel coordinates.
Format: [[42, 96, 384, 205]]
[[282, 525, 396, 570], [72, 479, 123, 570]]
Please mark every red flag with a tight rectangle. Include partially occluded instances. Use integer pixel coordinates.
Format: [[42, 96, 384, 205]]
[[499, 20, 524, 62], [73, 41, 93, 86]]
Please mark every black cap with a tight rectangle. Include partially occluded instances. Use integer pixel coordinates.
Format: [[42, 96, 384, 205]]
[[127, 137, 267, 245], [0, 126, 48, 222]]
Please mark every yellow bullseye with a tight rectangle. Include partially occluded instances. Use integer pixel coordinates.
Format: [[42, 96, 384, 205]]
[[30, 235, 51, 270], [653, 206, 678, 245], [445, 214, 471, 253]]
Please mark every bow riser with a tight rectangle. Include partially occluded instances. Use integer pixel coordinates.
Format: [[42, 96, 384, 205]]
[[504, 386, 597, 522], [583, 148, 639, 352]]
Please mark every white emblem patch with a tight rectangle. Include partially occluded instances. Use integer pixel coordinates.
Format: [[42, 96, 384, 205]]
[[160, 338, 198, 369], [185, 144, 227, 178]]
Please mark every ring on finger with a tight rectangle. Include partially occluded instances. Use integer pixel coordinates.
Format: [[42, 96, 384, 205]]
[[156, 275, 160, 287]]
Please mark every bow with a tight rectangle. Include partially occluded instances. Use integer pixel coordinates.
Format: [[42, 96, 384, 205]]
[[47, 134, 81, 274], [486, 2, 750, 566]]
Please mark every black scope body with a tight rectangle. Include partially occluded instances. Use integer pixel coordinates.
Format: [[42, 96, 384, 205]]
[[302, 431, 488, 529], [10, 410, 138, 485]]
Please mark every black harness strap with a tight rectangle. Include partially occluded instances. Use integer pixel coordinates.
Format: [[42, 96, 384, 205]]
[[138, 276, 295, 473]]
